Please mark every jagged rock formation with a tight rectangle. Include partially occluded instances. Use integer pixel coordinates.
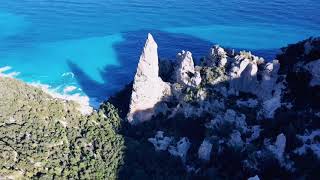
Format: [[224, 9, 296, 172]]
[[204, 45, 229, 67], [126, 36, 320, 179], [148, 131, 191, 163], [168, 137, 191, 163], [107, 35, 320, 179], [198, 139, 213, 161], [127, 34, 171, 123], [175, 50, 201, 87], [148, 131, 173, 151]]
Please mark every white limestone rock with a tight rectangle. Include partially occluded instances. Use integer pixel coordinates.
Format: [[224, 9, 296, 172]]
[[127, 34, 171, 123], [206, 109, 247, 133], [148, 131, 173, 151], [175, 50, 201, 87], [248, 175, 260, 180], [168, 137, 191, 162], [260, 93, 281, 119], [228, 52, 282, 119], [228, 54, 258, 94], [259, 60, 280, 98], [266, 133, 294, 170], [198, 139, 213, 161], [205, 45, 228, 67]]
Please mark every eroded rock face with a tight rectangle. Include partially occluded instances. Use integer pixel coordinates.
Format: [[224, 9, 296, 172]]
[[198, 139, 213, 161], [277, 37, 320, 110], [175, 51, 201, 87], [205, 45, 228, 67], [123, 36, 320, 179], [148, 131, 173, 151], [305, 59, 320, 86], [168, 137, 191, 163], [127, 34, 171, 123]]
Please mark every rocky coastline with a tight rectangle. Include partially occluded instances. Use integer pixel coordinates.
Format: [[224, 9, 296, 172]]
[[118, 35, 320, 179], [1, 35, 320, 179]]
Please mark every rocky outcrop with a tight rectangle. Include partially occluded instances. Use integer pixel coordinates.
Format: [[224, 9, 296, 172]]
[[148, 131, 173, 151], [148, 132, 191, 163], [205, 45, 228, 67], [127, 34, 171, 123], [168, 137, 191, 163], [121, 36, 320, 179], [175, 51, 201, 87], [277, 37, 320, 110], [198, 139, 213, 161]]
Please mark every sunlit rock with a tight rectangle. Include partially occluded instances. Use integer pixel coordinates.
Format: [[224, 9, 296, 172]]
[[205, 45, 228, 67], [127, 33, 171, 123], [175, 50, 201, 87]]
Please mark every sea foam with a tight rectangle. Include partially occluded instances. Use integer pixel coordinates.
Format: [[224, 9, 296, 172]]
[[29, 82, 94, 115]]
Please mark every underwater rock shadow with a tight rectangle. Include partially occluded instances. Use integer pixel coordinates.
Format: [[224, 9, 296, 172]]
[[68, 29, 279, 105]]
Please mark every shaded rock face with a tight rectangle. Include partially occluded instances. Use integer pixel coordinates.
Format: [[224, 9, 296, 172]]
[[277, 37, 320, 110], [278, 37, 320, 74], [198, 139, 213, 161], [127, 34, 171, 123]]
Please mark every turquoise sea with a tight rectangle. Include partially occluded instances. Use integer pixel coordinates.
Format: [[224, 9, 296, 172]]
[[0, 0, 319, 104]]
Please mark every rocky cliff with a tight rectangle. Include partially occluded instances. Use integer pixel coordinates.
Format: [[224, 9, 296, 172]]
[[123, 35, 320, 179], [127, 34, 171, 124]]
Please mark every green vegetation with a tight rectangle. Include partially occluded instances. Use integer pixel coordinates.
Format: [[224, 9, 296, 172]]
[[0, 77, 124, 179]]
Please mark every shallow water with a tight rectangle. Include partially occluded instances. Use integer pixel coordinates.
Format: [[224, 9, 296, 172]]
[[0, 0, 319, 104]]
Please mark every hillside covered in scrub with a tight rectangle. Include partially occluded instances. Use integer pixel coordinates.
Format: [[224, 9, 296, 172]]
[[0, 77, 124, 179]]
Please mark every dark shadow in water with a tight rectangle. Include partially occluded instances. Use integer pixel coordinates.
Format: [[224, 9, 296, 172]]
[[68, 29, 278, 105]]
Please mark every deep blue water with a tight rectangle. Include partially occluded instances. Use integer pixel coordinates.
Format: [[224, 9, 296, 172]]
[[0, 0, 319, 104]]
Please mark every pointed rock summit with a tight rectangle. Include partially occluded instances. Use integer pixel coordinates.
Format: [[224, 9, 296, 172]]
[[127, 34, 171, 124]]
